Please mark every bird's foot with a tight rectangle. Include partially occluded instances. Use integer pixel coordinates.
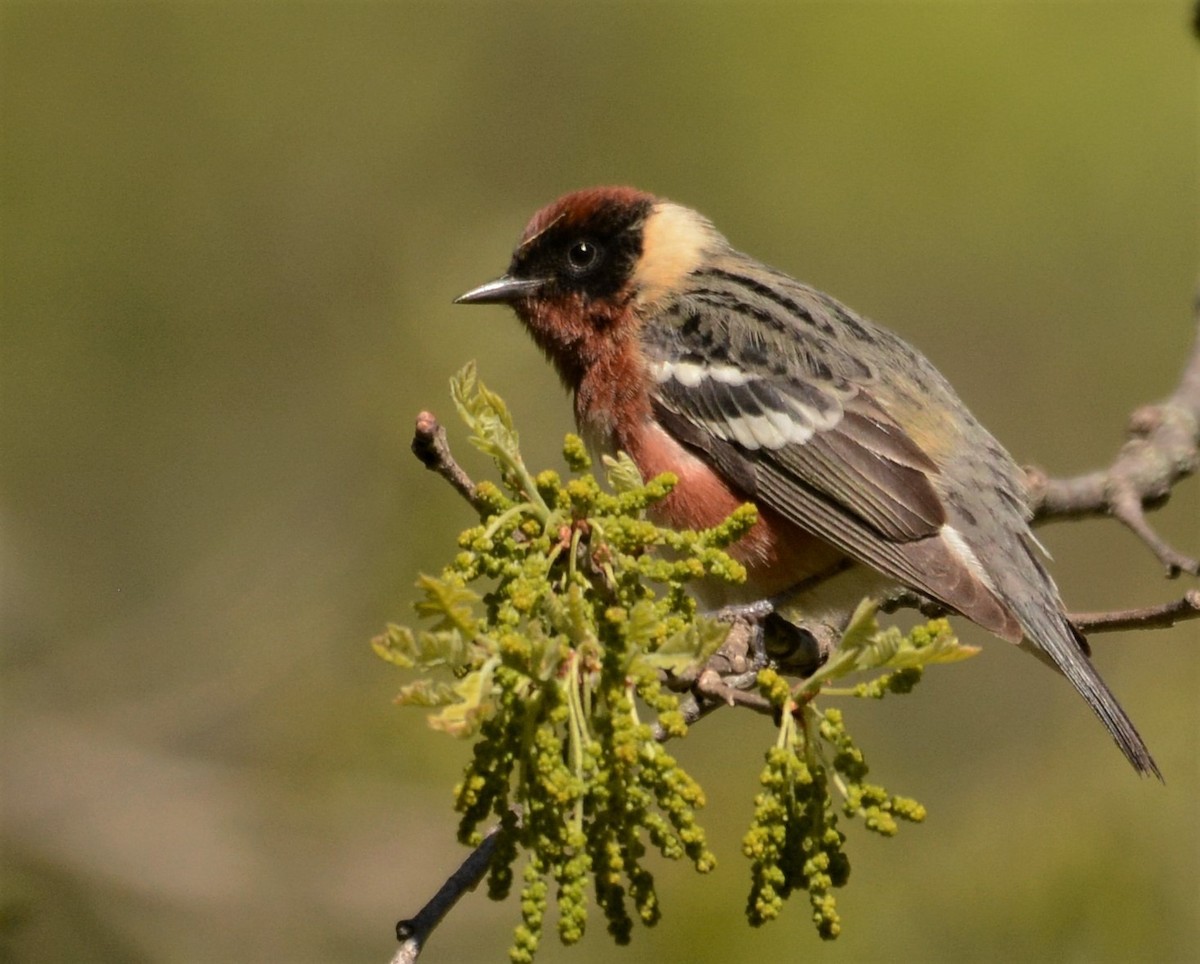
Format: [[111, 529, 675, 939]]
[[706, 598, 820, 676], [709, 600, 775, 674]]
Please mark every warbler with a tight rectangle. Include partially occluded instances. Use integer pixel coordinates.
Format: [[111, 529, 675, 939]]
[[456, 186, 1158, 777]]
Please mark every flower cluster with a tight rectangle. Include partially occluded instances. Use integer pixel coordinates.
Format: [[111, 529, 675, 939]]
[[740, 607, 971, 939], [377, 365, 979, 958], [375, 365, 748, 961]]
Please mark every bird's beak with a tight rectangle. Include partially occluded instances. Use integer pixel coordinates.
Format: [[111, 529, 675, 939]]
[[454, 275, 545, 305]]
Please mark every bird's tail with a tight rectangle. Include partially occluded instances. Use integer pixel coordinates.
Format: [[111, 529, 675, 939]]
[[1018, 609, 1161, 780]]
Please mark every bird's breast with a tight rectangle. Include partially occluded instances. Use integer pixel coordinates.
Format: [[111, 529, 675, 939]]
[[617, 421, 846, 601], [572, 341, 845, 600]]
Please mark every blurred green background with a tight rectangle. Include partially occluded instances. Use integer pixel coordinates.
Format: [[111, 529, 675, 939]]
[[2, 2, 1197, 962]]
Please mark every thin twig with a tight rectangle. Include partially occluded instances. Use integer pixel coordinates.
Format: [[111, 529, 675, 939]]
[[412, 411, 483, 512], [1026, 301, 1200, 575], [1070, 590, 1200, 634], [652, 671, 776, 741], [880, 587, 1200, 636], [693, 668, 775, 714], [391, 826, 501, 964], [879, 590, 948, 620]]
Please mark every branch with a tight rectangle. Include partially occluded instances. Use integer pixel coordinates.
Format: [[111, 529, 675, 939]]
[[694, 667, 775, 714], [1025, 301, 1200, 575], [390, 825, 500, 963], [1069, 590, 1200, 634], [884, 586, 1200, 636], [412, 411, 484, 513], [880, 589, 949, 621]]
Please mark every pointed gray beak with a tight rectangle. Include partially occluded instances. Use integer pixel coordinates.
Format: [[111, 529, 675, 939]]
[[454, 275, 546, 305]]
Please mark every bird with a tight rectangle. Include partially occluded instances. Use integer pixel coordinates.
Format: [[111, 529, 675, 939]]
[[455, 185, 1159, 778]]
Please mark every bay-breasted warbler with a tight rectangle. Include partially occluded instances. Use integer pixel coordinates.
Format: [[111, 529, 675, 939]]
[[456, 186, 1158, 777]]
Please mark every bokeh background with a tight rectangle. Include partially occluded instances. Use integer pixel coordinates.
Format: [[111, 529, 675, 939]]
[[3, 3, 1197, 962]]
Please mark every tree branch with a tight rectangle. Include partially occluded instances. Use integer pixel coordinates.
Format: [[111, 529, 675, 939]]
[[883, 587, 1200, 636], [412, 411, 484, 513], [418, 303, 1200, 581], [390, 825, 501, 963], [1024, 300, 1200, 575], [1069, 590, 1200, 634]]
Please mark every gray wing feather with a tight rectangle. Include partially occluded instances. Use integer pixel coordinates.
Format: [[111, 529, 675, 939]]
[[641, 266, 1159, 776]]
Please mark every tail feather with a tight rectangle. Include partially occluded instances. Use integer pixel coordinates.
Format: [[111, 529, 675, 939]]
[[981, 528, 1161, 778], [1019, 609, 1161, 780]]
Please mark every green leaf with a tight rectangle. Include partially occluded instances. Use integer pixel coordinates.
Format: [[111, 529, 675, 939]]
[[395, 678, 460, 707], [378, 368, 981, 955], [838, 599, 881, 653], [603, 452, 645, 495], [852, 620, 977, 673], [371, 624, 418, 668], [634, 605, 728, 674], [452, 362, 521, 465], [414, 573, 481, 636], [379, 625, 472, 672], [427, 662, 497, 737]]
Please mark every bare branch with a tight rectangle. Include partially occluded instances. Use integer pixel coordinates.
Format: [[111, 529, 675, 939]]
[[880, 584, 1200, 637], [653, 674, 778, 741], [391, 825, 500, 964], [1070, 590, 1200, 634], [693, 668, 775, 714], [412, 411, 483, 512], [879, 590, 949, 620], [1025, 302, 1200, 576]]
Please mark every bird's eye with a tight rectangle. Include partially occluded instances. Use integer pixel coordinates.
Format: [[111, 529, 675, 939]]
[[566, 239, 601, 275]]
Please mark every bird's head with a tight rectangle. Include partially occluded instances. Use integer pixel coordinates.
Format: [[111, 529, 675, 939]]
[[456, 186, 725, 386]]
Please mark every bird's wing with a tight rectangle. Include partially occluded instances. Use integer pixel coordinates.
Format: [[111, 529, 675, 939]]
[[643, 287, 1023, 639], [640, 267, 1158, 777]]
